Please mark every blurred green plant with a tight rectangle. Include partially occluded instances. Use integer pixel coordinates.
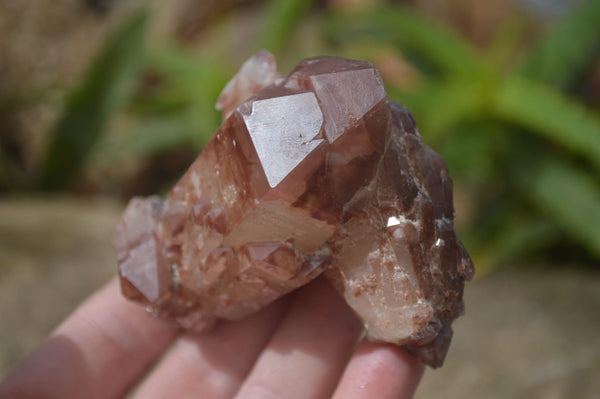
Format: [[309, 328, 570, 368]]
[[32, 8, 232, 192], [260, 0, 318, 53], [41, 10, 149, 189], [93, 46, 229, 164], [324, 0, 600, 271], [4, 0, 599, 271]]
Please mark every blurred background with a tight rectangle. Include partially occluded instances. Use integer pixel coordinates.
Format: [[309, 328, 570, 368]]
[[1, 0, 599, 397]]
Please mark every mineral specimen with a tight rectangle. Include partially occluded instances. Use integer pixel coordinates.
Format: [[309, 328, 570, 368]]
[[114, 51, 474, 368]]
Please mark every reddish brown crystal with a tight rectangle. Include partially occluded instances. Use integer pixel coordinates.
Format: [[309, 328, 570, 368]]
[[114, 51, 474, 368]]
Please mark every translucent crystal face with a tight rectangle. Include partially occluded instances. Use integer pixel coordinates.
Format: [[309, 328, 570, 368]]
[[299, 67, 386, 145], [114, 52, 473, 369], [288, 57, 388, 151], [114, 197, 171, 303], [216, 49, 280, 119], [241, 92, 324, 189]]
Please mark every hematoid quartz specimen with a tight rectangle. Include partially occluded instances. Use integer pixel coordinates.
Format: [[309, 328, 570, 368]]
[[114, 50, 474, 368]]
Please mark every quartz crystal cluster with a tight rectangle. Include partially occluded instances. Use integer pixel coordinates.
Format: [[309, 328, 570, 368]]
[[114, 50, 474, 368]]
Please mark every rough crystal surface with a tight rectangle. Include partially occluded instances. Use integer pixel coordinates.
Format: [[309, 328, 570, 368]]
[[114, 50, 474, 368]]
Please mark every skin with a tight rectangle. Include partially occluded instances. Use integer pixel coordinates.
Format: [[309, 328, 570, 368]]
[[0, 277, 424, 399]]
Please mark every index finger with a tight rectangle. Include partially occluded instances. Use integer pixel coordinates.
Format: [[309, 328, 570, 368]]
[[0, 278, 177, 399]]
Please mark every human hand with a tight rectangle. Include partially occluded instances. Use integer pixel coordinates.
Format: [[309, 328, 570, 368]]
[[0, 277, 423, 399]]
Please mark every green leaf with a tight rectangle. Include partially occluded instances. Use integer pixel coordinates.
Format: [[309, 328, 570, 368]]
[[147, 48, 230, 96], [514, 155, 600, 259], [486, 16, 529, 68], [520, 0, 600, 89], [324, 6, 482, 76], [260, 0, 317, 54], [485, 216, 560, 267], [437, 121, 503, 181], [136, 48, 230, 117], [93, 116, 199, 163], [390, 78, 488, 143], [41, 10, 149, 189], [494, 76, 600, 170]]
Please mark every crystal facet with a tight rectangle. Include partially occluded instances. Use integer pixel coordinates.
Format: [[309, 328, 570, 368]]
[[114, 51, 474, 368]]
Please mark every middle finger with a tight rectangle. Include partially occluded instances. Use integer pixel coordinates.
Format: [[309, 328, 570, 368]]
[[234, 277, 363, 399]]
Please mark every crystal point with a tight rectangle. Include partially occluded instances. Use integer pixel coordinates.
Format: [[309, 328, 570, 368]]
[[114, 51, 474, 368]]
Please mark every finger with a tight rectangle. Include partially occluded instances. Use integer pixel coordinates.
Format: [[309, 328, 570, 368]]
[[131, 294, 292, 399], [234, 277, 363, 399], [332, 340, 424, 399], [0, 278, 177, 399]]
